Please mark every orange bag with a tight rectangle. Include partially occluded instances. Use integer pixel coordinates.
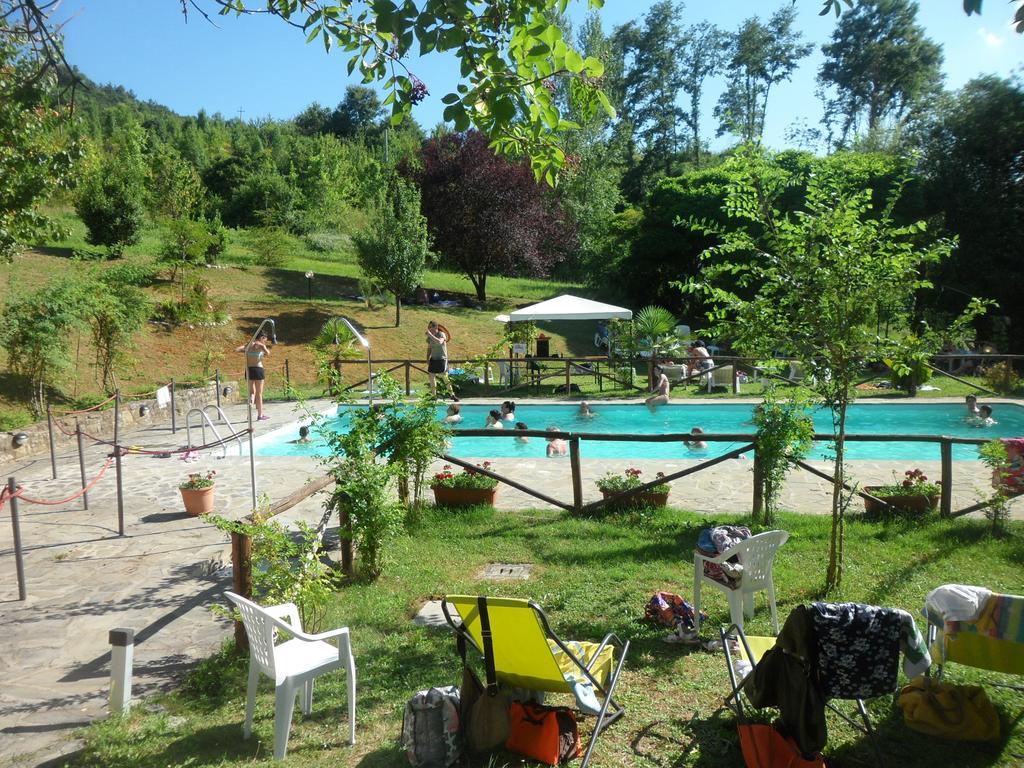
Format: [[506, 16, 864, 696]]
[[738, 724, 826, 768], [505, 700, 579, 765]]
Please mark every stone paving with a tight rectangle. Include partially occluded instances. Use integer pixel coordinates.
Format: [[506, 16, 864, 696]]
[[0, 396, 1019, 766]]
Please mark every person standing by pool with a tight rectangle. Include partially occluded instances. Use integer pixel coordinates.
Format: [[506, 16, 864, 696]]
[[236, 332, 271, 421], [426, 321, 456, 400], [546, 426, 567, 457], [646, 365, 670, 410]]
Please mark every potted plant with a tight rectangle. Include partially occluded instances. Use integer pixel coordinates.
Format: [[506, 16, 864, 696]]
[[596, 468, 671, 508], [862, 468, 940, 517], [180, 470, 217, 516], [430, 463, 499, 507]]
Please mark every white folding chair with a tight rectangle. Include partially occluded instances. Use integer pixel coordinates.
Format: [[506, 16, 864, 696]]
[[693, 530, 789, 634], [225, 591, 356, 760]]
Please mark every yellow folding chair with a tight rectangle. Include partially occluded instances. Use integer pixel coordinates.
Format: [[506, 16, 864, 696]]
[[925, 587, 1024, 680], [441, 595, 629, 768]]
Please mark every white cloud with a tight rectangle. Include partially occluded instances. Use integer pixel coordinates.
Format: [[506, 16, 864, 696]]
[[977, 27, 1004, 48]]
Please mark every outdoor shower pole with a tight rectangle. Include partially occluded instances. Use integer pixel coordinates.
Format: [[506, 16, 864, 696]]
[[337, 317, 370, 406]]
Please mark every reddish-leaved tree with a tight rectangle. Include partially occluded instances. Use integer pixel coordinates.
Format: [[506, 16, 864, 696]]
[[411, 131, 577, 301]]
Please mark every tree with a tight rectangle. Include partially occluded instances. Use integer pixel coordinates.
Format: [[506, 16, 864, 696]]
[[818, 0, 943, 148], [147, 141, 205, 219], [87, 275, 151, 393], [293, 101, 331, 135], [681, 146, 966, 590], [820, 0, 1024, 34], [327, 86, 384, 139], [679, 21, 728, 164], [715, 6, 813, 143], [919, 76, 1024, 351], [75, 124, 147, 257], [414, 131, 577, 301], [0, 23, 80, 261], [619, 1, 685, 176], [558, 12, 623, 281], [0, 280, 91, 416], [354, 174, 431, 326]]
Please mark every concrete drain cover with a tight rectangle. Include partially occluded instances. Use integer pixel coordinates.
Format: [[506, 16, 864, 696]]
[[413, 600, 448, 628], [477, 563, 533, 581]]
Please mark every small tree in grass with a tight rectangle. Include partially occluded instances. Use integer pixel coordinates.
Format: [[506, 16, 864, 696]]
[[354, 174, 430, 326], [681, 145, 984, 590], [752, 384, 814, 526]]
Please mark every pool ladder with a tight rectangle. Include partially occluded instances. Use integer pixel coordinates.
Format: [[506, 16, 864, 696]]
[[185, 405, 245, 459]]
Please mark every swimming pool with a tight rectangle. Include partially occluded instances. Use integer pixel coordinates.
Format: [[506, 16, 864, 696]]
[[254, 402, 1024, 461]]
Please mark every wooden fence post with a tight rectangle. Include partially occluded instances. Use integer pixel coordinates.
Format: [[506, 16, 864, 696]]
[[565, 360, 571, 394], [405, 361, 411, 396], [339, 507, 355, 576], [284, 359, 291, 397], [231, 531, 252, 651], [940, 439, 953, 518], [569, 437, 583, 513]]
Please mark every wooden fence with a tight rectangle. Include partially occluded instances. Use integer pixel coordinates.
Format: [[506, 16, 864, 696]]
[[229, 426, 1020, 646]]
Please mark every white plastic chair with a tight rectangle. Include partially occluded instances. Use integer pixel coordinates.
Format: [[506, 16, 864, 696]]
[[225, 591, 356, 760], [693, 530, 789, 635], [706, 364, 738, 393]]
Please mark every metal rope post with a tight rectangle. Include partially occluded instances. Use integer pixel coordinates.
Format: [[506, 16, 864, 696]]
[[169, 378, 176, 433], [46, 403, 58, 479], [8, 477, 26, 600], [215, 369, 221, 409], [114, 390, 124, 536], [76, 420, 89, 510]]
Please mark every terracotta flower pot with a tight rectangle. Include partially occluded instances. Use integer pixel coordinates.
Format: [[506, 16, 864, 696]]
[[862, 487, 938, 516], [180, 486, 216, 516], [600, 489, 670, 508], [432, 485, 498, 507]]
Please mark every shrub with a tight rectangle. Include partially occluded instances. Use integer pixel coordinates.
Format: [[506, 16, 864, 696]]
[[303, 230, 348, 254], [596, 467, 669, 494], [753, 385, 814, 525], [982, 361, 1020, 395], [430, 463, 499, 490], [245, 226, 292, 267], [101, 262, 158, 287], [870, 468, 940, 498]]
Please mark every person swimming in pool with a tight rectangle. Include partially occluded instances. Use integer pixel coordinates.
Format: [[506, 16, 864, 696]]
[[546, 426, 567, 457], [444, 403, 463, 424], [514, 422, 530, 443], [684, 426, 708, 450], [290, 425, 312, 444], [972, 404, 997, 426], [485, 410, 504, 429], [578, 401, 596, 418]]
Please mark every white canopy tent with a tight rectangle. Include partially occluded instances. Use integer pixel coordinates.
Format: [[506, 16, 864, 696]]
[[506, 294, 633, 322]]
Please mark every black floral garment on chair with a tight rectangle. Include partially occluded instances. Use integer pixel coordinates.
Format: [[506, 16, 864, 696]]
[[810, 602, 901, 700]]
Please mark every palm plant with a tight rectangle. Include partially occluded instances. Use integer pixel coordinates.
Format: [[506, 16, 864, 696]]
[[310, 318, 363, 396], [632, 305, 680, 361]]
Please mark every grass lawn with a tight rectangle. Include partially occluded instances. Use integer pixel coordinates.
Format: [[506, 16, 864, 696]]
[[66, 507, 1024, 767]]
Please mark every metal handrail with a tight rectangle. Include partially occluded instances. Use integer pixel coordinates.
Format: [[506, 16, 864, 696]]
[[185, 408, 229, 459], [203, 404, 244, 456]]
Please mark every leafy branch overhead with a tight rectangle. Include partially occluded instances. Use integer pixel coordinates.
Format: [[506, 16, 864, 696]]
[[210, 0, 613, 182]]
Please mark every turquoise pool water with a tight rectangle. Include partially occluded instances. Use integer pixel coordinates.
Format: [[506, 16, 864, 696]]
[[255, 403, 1024, 461]]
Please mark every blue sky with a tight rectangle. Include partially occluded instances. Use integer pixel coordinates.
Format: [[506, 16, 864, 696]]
[[57, 1, 1023, 149]]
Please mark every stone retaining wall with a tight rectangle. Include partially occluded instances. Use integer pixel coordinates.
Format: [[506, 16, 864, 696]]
[[0, 381, 242, 465]]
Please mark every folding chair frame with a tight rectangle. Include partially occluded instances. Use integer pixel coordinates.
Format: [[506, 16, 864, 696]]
[[720, 623, 885, 767], [441, 597, 630, 768]]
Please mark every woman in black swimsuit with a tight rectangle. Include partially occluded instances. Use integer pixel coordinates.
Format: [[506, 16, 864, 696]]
[[236, 333, 271, 420]]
